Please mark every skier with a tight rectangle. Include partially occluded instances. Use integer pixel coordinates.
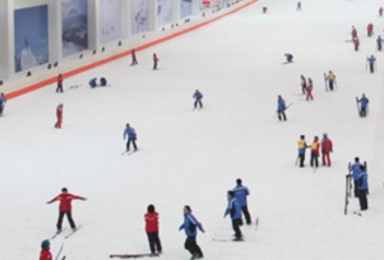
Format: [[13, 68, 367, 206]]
[[351, 26, 357, 40], [367, 55, 376, 73], [310, 136, 320, 168], [379, 7, 383, 17], [297, 2, 301, 11], [0, 93, 7, 116], [306, 77, 314, 101], [377, 35, 383, 51], [348, 157, 364, 197], [232, 178, 251, 225], [356, 94, 369, 117], [224, 191, 242, 240], [297, 135, 308, 167], [56, 74, 64, 93], [356, 164, 369, 211], [39, 240, 52, 260], [353, 37, 360, 51], [179, 205, 204, 260], [193, 89, 203, 110], [284, 53, 294, 63], [47, 187, 86, 233], [153, 53, 159, 70], [89, 77, 98, 88], [100, 77, 107, 87], [325, 71, 336, 91], [131, 48, 138, 66], [123, 123, 138, 152], [145, 204, 162, 255], [262, 6, 268, 13], [54, 104, 63, 129], [321, 133, 333, 167], [367, 23, 374, 37], [300, 75, 307, 94], [277, 95, 287, 121]]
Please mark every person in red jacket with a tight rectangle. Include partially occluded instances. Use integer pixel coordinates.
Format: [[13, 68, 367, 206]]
[[353, 37, 360, 51], [153, 53, 159, 70], [131, 49, 138, 66], [39, 240, 52, 260], [321, 133, 333, 167], [47, 187, 86, 232], [379, 7, 383, 17], [351, 26, 357, 40], [56, 74, 64, 93], [306, 77, 314, 101], [310, 136, 320, 168], [54, 104, 63, 129], [145, 204, 162, 255], [367, 23, 374, 37]]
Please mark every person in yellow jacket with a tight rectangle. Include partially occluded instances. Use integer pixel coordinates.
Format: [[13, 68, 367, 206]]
[[325, 71, 337, 91], [297, 135, 308, 167], [310, 136, 320, 168]]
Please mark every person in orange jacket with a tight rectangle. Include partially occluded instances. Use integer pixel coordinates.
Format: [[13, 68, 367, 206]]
[[47, 187, 86, 233], [300, 75, 307, 95], [39, 240, 52, 260], [310, 136, 320, 168], [321, 133, 333, 166]]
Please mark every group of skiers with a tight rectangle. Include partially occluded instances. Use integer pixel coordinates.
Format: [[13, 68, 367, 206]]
[[130, 48, 159, 70], [297, 133, 333, 168]]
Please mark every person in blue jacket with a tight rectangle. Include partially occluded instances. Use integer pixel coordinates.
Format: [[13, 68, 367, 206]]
[[224, 191, 242, 240], [367, 55, 376, 73], [277, 95, 287, 121], [284, 53, 293, 63], [348, 157, 363, 197], [193, 90, 203, 110], [179, 205, 204, 260], [356, 94, 369, 117], [0, 93, 6, 116], [233, 179, 251, 225], [100, 77, 107, 87], [89, 77, 98, 88], [377, 36, 383, 51], [356, 164, 368, 211], [123, 123, 138, 152]]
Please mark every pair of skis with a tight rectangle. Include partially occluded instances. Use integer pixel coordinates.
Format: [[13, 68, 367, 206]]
[[51, 225, 82, 240], [110, 253, 159, 259]]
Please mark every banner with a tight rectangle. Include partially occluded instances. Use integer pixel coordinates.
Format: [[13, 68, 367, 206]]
[[131, 0, 149, 35], [14, 5, 48, 72], [181, 0, 192, 18], [62, 0, 88, 57], [100, 0, 122, 44], [157, 0, 173, 27]]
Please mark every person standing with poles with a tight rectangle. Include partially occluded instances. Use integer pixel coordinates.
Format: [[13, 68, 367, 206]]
[[277, 95, 287, 121], [367, 55, 376, 73], [356, 94, 369, 117]]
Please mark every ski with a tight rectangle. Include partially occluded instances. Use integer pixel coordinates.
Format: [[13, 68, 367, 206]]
[[50, 230, 62, 240], [344, 173, 352, 215], [54, 243, 64, 260], [110, 253, 159, 259], [323, 73, 329, 91], [122, 149, 139, 156], [65, 225, 82, 239], [212, 237, 244, 242]]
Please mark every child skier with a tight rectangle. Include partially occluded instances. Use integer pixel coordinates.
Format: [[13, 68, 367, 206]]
[[54, 104, 63, 129], [377, 36, 383, 51], [367, 23, 374, 37], [353, 37, 360, 51], [367, 55, 376, 73], [326, 71, 336, 91], [224, 191, 243, 240], [351, 26, 357, 40], [56, 74, 64, 93], [145, 204, 162, 255], [39, 240, 52, 260], [321, 133, 333, 167], [277, 95, 287, 121], [310, 136, 320, 168], [348, 157, 364, 197], [284, 53, 294, 63], [306, 77, 314, 100], [131, 49, 138, 66], [179, 205, 204, 260], [300, 75, 307, 94], [356, 165, 368, 211], [297, 135, 308, 167], [153, 53, 159, 70], [47, 187, 86, 233]]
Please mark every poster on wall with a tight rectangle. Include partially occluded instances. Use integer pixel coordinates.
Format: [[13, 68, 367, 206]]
[[131, 0, 149, 35], [62, 0, 88, 57], [157, 0, 173, 27], [181, 0, 192, 18], [100, 0, 122, 44], [14, 5, 49, 73]]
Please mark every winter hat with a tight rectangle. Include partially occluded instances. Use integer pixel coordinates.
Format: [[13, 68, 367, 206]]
[[147, 204, 155, 213], [41, 240, 50, 249]]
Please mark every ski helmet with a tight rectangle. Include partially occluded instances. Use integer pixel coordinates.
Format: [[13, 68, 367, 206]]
[[41, 240, 50, 249]]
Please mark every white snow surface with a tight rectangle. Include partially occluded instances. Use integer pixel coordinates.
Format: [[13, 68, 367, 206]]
[[1, 0, 384, 259]]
